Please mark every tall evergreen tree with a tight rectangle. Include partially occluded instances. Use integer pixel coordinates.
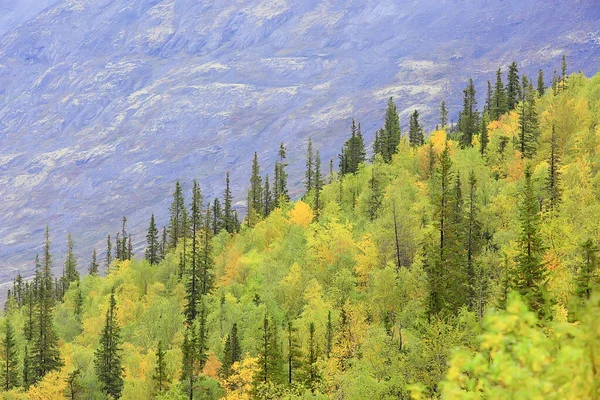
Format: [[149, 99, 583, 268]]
[[160, 227, 168, 260], [485, 80, 493, 113], [221, 323, 242, 378], [458, 78, 478, 148], [127, 235, 133, 261], [537, 69, 545, 96], [305, 138, 314, 194], [94, 287, 124, 399], [409, 110, 424, 147], [286, 321, 302, 386], [326, 311, 333, 359], [212, 198, 223, 235], [576, 239, 599, 300], [339, 119, 367, 175], [552, 68, 558, 95], [185, 181, 203, 323], [465, 171, 482, 310], [546, 125, 561, 211], [561, 54, 568, 91], [153, 340, 168, 393], [30, 226, 63, 384], [313, 150, 323, 219], [305, 322, 319, 391], [506, 62, 521, 110], [89, 248, 99, 276], [375, 98, 402, 163], [168, 181, 186, 249], [1, 319, 19, 391], [257, 315, 282, 384], [480, 112, 489, 155], [263, 174, 272, 217], [273, 143, 290, 207], [223, 173, 235, 234], [513, 165, 547, 317], [518, 78, 540, 158], [491, 68, 508, 120], [106, 234, 112, 270], [63, 233, 79, 288], [121, 217, 128, 261], [145, 214, 160, 266], [367, 167, 383, 221], [180, 326, 196, 399], [248, 152, 263, 226], [199, 207, 214, 296], [440, 101, 448, 128]]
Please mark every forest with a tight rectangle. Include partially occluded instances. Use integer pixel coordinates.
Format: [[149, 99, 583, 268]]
[[1, 58, 599, 399]]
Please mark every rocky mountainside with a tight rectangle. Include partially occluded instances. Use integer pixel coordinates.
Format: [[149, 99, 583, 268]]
[[0, 0, 599, 288]]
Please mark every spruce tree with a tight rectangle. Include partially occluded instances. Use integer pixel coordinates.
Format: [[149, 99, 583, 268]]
[[458, 78, 478, 148], [561, 54, 568, 91], [196, 300, 209, 370], [382, 97, 402, 162], [465, 171, 482, 310], [30, 226, 63, 384], [409, 110, 424, 147], [286, 321, 302, 386], [221, 323, 242, 378], [145, 214, 160, 266], [94, 287, 124, 399], [440, 101, 448, 128], [326, 311, 333, 359], [367, 167, 383, 221], [485, 80, 493, 113], [305, 138, 314, 194], [185, 181, 203, 323], [339, 119, 367, 175], [169, 181, 186, 249], [313, 150, 323, 219], [106, 234, 112, 270], [257, 315, 282, 384], [248, 152, 263, 226], [153, 340, 168, 393], [212, 198, 222, 235], [115, 233, 121, 262], [223, 173, 235, 234], [480, 112, 489, 155], [127, 235, 133, 261], [518, 77, 540, 158], [160, 227, 167, 260], [546, 125, 561, 211], [180, 325, 196, 398], [121, 217, 128, 261], [63, 233, 79, 288], [273, 143, 290, 207], [89, 248, 99, 276], [506, 62, 521, 110], [513, 165, 547, 317], [305, 322, 319, 391], [576, 239, 598, 300], [1, 318, 19, 391], [491, 68, 508, 120], [200, 207, 214, 296], [537, 69, 545, 96], [263, 174, 272, 217], [552, 68, 558, 95]]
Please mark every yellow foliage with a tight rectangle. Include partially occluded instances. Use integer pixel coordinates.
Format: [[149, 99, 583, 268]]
[[203, 352, 222, 379], [27, 370, 68, 400], [354, 235, 377, 289], [288, 200, 314, 227], [223, 357, 259, 400]]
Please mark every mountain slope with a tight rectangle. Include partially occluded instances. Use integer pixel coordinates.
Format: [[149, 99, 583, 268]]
[[0, 0, 599, 285]]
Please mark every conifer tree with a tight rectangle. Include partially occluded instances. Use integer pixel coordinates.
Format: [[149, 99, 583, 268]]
[[185, 181, 203, 323], [30, 226, 63, 384], [458, 78, 478, 147], [561, 54, 568, 91], [223, 173, 235, 234], [65, 369, 82, 400], [491, 68, 508, 120], [180, 325, 196, 398], [305, 138, 314, 194], [506, 62, 521, 110], [115, 232, 121, 262], [248, 152, 263, 226], [546, 125, 561, 211], [160, 227, 167, 260], [221, 323, 242, 378], [1, 318, 19, 391], [263, 174, 272, 217], [94, 287, 124, 399], [89, 248, 99, 276], [106, 234, 112, 270], [145, 214, 160, 266], [121, 217, 128, 261], [480, 112, 489, 155], [286, 321, 302, 385], [211, 198, 222, 235], [22, 345, 30, 389], [339, 119, 367, 175], [367, 167, 383, 221], [576, 239, 598, 300], [409, 110, 424, 147], [196, 300, 209, 371], [485, 80, 493, 113], [381, 97, 402, 162], [257, 315, 282, 384], [169, 181, 186, 249], [314, 150, 323, 219], [63, 233, 79, 288], [127, 235, 133, 261], [537, 69, 545, 96], [440, 101, 448, 128], [518, 77, 540, 158], [273, 143, 290, 207], [552, 68, 558, 95], [513, 165, 547, 317], [305, 322, 319, 391], [153, 340, 167, 393], [74, 283, 83, 327], [326, 311, 333, 359]]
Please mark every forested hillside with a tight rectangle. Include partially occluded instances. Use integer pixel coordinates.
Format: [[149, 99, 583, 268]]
[[1, 61, 600, 399]]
